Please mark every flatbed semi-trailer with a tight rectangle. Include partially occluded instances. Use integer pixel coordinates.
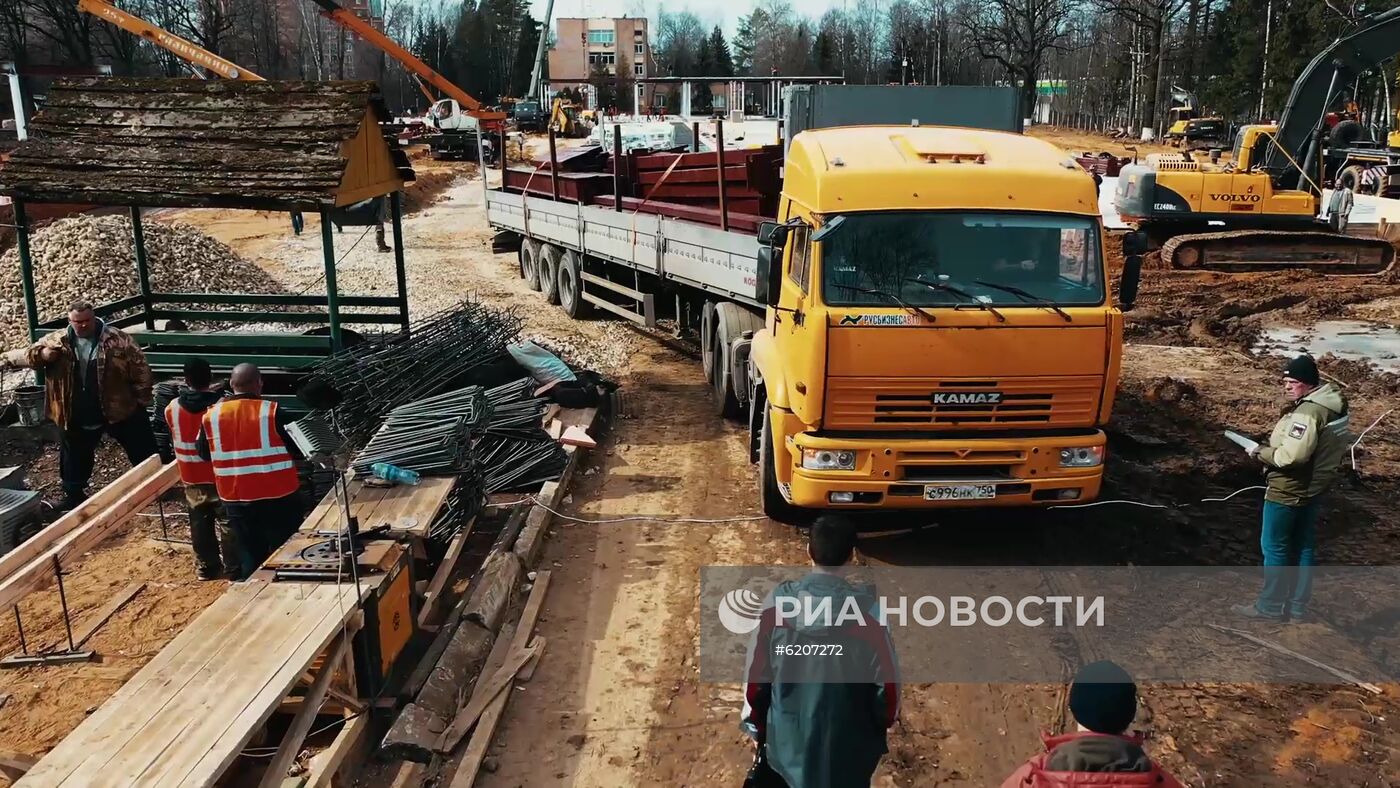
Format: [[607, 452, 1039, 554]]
[[485, 86, 1143, 522]]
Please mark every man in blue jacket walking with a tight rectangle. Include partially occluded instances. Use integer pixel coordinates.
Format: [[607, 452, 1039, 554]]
[[741, 516, 899, 787]]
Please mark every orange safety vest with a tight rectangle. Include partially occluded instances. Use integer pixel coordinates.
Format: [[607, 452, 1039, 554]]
[[164, 399, 216, 486], [201, 398, 299, 503]]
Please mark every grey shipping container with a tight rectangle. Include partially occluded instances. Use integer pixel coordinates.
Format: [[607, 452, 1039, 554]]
[[782, 84, 1023, 151]]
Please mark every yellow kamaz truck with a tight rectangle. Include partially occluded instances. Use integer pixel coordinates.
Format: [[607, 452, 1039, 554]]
[[485, 85, 1142, 522]]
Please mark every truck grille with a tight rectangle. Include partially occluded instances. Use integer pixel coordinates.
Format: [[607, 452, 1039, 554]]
[[825, 377, 1101, 430]]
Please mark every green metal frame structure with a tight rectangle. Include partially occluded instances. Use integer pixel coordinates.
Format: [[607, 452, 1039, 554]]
[[11, 193, 411, 377]]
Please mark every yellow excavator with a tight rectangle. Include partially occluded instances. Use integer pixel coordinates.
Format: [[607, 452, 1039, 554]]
[[1163, 89, 1227, 152], [1115, 7, 1400, 273]]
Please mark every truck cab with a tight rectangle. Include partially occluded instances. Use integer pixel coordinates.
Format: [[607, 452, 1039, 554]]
[[747, 126, 1135, 519]]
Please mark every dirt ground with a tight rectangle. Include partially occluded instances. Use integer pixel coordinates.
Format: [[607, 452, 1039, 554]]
[[5, 135, 1399, 786], [1027, 125, 1182, 159]]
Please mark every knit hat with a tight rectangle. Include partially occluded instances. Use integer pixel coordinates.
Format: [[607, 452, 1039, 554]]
[[1068, 660, 1137, 735], [1284, 354, 1320, 386]]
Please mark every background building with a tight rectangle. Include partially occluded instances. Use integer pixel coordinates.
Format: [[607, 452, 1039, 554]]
[[547, 17, 655, 111]]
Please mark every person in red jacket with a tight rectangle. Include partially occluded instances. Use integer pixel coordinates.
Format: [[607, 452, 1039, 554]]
[[1002, 660, 1186, 788]]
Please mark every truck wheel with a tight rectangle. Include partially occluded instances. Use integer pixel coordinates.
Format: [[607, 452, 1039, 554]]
[[539, 245, 562, 305], [760, 409, 808, 525], [1338, 164, 1366, 192], [700, 302, 717, 379], [521, 240, 542, 291], [557, 250, 594, 319], [710, 303, 765, 420]]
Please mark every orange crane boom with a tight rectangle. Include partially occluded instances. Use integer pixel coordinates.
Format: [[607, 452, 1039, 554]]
[[76, 0, 263, 81], [304, 0, 503, 127]]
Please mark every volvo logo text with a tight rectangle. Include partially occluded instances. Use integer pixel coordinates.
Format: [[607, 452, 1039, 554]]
[[1209, 193, 1261, 202]]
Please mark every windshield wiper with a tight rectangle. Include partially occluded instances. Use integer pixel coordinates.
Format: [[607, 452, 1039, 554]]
[[972, 280, 1073, 322], [904, 278, 1006, 323], [830, 283, 935, 322]]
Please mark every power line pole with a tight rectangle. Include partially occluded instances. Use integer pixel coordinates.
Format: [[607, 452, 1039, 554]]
[[1258, 0, 1273, 119]]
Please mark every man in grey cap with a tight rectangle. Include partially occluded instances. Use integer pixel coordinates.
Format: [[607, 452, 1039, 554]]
[[1233, 354, 1350, 621]]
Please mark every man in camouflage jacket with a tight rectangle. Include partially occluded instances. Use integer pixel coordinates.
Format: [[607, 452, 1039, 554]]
[[3, 302, 157, 508], [1234, 354, 1349, 621]]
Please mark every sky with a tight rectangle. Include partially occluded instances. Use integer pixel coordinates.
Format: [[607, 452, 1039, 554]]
[[527, 0, 847, 37]]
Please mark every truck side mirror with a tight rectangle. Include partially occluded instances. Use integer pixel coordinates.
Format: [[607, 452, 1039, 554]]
[[1119, 254, 1142, 311], [1122, 230, 1149, 257], [758, 221, 789, 246], [756, 245, 784, 307], [756, 222, 790, 308]]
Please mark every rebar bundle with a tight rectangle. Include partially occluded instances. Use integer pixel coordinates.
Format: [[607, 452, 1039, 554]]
[[427, 473, 484, 545], [303, 300, 524, 443], [148, 381, 182, 463], [351, 414, 475, 477], [477, 378, 568, 494]]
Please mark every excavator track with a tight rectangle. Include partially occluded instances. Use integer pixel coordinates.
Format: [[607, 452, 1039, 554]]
[[1160, 229, 1395, 274]]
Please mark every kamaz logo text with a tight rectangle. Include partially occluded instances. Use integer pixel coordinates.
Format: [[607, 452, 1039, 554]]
[[932, 392, 1003, 405], [1209, 193, 1261, 203]]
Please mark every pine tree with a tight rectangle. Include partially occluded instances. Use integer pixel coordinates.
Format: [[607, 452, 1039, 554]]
[[709, 25, 734, 77], [734, 9, 768, 75]]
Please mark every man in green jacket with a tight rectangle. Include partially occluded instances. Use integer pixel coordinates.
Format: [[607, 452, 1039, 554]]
[[742, 516, 899, 787], [1234, 355, 1350, 622]]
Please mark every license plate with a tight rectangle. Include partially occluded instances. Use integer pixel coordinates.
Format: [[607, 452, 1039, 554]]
[[923, 484, 997, 501]]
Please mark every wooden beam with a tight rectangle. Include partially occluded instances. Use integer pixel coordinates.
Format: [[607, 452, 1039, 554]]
[[258, 633, 354, 788], [0, 749, 36, 781], [416, 522, 472, 629], [435, 639, 542, 754], [0, 461, 179, 612], [296, 671, 364, 713], [304, 714, 368, 788], [0, 456, 160, 581], [71, 582, 145, 648], [447, 572, 553, 786]]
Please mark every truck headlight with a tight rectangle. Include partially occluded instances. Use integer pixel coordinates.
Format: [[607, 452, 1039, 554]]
[[801, 449, 857, 470], [1059, 446, 1105, 468]]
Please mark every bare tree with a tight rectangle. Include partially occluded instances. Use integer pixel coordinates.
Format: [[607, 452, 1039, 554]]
[[962, 0, 1078, 121]]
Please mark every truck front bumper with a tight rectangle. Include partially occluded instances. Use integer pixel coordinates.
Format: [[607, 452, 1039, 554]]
[[783, 431, 1106, 509]]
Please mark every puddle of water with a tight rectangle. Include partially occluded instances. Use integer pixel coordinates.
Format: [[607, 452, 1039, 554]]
[[1255, 320, 1400, 373]]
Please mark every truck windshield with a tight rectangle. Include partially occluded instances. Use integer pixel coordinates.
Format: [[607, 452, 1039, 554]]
[[819, 211, 1104, 308]]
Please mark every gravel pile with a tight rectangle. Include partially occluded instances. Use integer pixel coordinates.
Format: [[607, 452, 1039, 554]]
[[525, 322, 640, 376], [0, 214, 286, 348]]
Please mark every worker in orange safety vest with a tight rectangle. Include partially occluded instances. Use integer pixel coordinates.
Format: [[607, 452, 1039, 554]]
[[196, 363, 304, 579], [163, 357, 238, 580]]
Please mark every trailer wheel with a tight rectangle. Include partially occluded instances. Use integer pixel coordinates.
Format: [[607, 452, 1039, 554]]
[[760, 407, 809, 525], [700, 302, 718, 379], [710, 303, 765, 420], [539, 245, 562, 305], [521, 240, 543, 291], [557, 250, 594, 319]]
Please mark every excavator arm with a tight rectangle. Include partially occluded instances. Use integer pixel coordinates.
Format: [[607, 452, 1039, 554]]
[[1263, 5, 1400, 188], [303, 0, 503, 127], [76, 0, 263, 81]]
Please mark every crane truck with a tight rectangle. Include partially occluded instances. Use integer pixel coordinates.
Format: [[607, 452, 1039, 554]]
[[483, 86, 1143, 522], [1115, 5, 1400, 272], [75, 0, 262, 80]]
